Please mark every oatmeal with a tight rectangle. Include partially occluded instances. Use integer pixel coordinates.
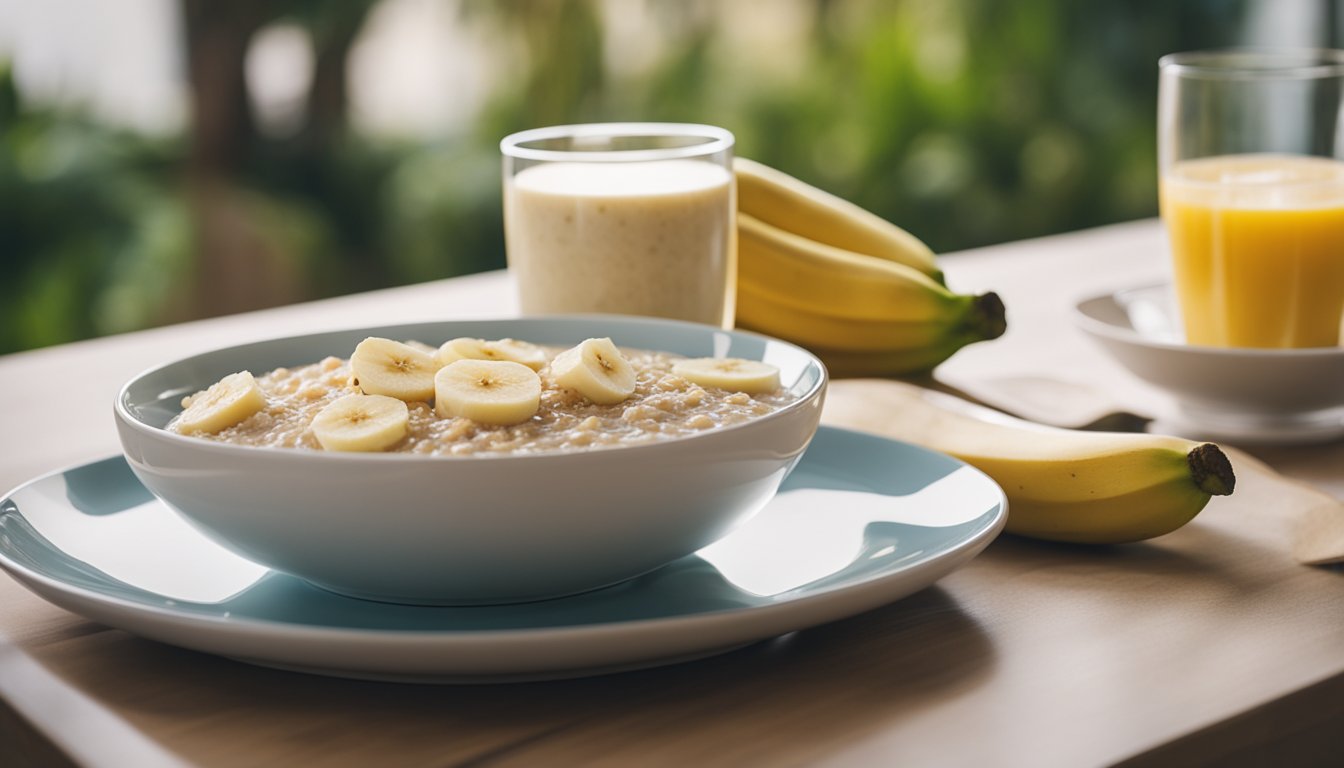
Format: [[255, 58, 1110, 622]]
[[171, 341, 796, 456]]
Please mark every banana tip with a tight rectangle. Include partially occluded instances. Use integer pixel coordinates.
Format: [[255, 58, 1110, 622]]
[[972, 292, 1008, 341], [1189, 443, 1235, 496]]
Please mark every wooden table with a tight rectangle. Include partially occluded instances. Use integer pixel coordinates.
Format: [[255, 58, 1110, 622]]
[[3, 220, 1343, 767]]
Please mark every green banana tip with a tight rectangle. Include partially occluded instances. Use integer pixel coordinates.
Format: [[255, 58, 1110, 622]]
[[1189, 443, 1236, 496], [971, 292, 1008, 341]]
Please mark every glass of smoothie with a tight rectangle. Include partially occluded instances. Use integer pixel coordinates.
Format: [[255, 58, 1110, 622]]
[[1158, 50, 1344, 348], [501, 123, 736, 328]]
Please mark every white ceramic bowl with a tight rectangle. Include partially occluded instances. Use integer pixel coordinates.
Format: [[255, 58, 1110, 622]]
[[115, 317, 827, 605], [1074, 283, 1344, 442]]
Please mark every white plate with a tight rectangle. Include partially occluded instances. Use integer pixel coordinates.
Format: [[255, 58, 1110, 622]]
[[1074, 283, 1344, 443], [0, 427, 1006, 683]]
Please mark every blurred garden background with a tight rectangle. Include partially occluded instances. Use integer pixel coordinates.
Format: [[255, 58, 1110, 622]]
[[0, 0, 1336, 354]]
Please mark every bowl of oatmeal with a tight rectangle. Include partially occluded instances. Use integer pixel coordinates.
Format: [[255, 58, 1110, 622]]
[[115, 316, 826, 605]]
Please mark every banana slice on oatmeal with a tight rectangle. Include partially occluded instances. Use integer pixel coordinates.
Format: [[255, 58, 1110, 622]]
[[435, 359, 542, 425], [350, 337, 439, 402], [437, 337, 549, 371], [177, 371, 268, 434], [672, 358, 780, 394], [311, 393, 410, 452], [550, 338, 637, 405]]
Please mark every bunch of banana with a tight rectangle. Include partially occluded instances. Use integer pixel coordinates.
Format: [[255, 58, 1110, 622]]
[[822, 379, 1236, 543], [733, 158, 1006, 377]]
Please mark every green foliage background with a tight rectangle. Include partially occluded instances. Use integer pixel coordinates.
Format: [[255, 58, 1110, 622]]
[[1, 0, 1248, 354]]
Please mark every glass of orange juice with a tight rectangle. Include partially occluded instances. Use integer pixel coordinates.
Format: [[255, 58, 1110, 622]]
[[1158, 50, 1344, 348]]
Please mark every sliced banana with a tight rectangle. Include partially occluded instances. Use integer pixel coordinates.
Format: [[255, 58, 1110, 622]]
[[549, 338, 636, 405], [177, 371, 267, 434], [437, 337, 549, 371], [350, 337, 438, 402], [401, 339, 439, 356], [672, 358, 781, 394], [435, 359, 541, 425], [310, 393, 409, 452]]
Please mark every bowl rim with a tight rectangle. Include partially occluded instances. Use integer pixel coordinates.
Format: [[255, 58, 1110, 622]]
[[1072, 282, 1344, 361], [115, 314, 828, 464]]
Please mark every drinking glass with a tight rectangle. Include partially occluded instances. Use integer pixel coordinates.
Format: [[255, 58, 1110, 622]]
[[1158, 49, 1344, 348], [501, 123, 736, 328]]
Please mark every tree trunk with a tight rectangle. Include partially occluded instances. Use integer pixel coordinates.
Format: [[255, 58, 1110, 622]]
[[181, 0, 277, 318], [181, 0, 268, 177], [302, 4, 374, 154]]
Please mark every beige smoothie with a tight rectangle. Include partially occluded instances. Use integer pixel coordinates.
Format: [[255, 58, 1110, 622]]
[[505, 160, 735, 326]]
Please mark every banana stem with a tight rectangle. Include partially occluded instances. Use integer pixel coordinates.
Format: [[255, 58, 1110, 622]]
[[1188, 443, 1236, 496]]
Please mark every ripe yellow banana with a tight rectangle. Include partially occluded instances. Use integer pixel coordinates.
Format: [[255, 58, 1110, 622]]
[[734, 157, 943, 283], [736, 213, 964, 321], [736, 278, 1003, 353], [734, 212, 1005, 374], [822, 379, 1236, 543]]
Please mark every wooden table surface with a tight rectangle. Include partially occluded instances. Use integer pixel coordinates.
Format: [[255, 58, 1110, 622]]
[[3, 220, 1343, 767]]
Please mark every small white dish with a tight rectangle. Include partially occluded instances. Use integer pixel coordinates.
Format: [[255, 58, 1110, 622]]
[[1073, 284, 1344, 443], [0, 427, 1006, 683], [115, 316, 826, 605]]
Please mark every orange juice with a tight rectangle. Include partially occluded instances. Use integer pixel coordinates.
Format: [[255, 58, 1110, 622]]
[[1161, 154, 1344, 348]]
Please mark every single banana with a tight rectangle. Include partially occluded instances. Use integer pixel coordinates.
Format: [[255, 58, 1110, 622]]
[[822, 379, 1235, 543], [310, 393, 409, 452], [671, 358, 781, 394], [736, 213, 978, 322], [736, 278, 1005, 354], [549, 337, 636, 404], [434, 359, 541, 425], [350, 337, 440, 402], [176, 371, 267, 434], [734, 157, 943, 283], [437, 337, 549, 371]]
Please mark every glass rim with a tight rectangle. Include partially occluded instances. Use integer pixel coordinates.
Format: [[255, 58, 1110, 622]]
[[1159, 48, 1344, 80], [500, 122, 734, 163]]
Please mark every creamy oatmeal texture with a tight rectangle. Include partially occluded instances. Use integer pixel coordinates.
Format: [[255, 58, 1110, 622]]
[[504, 160, 735, 326], [172, 343, 794, 456]]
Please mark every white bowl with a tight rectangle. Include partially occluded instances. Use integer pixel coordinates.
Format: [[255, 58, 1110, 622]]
[[115, 316, 827, 605], [1073, 284, 1344, 442]]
